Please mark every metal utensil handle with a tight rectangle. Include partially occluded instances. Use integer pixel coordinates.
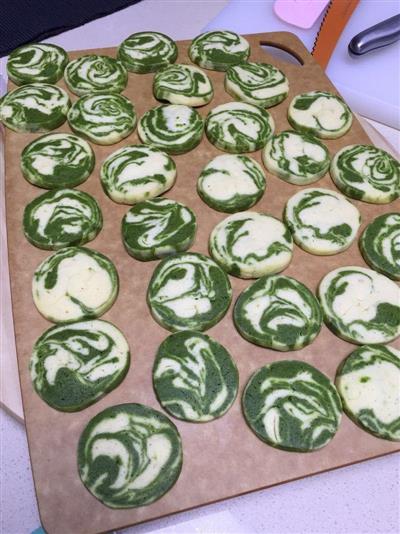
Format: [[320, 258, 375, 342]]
[[349, 13, 400, 55]]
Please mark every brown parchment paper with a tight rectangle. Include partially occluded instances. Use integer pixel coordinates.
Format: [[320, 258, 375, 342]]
[[5, 33, 400, 534]]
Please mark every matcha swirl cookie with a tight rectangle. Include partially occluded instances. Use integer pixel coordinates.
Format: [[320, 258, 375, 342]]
[[197, 154, 266, 213], [189, 30, 250, 71], [330, 145, 400, 204], [225, 62, 289, 108], [7, 43, 68, 85], [138, 104, 204, 155], [288, 91, 352, 139], [64, 54, 128, 96], [100, 144, 176, 204], [118, 31, 178, 73], [32, 246, 118, 323], [205, 102, 274, 153], [243, 361, 342, 452], [122, 198, 196, 261], [0, 83, 70, 132], [78, 403, 182, 508], [234, 275, 322, 351], [336, 345, 400, 441], [360, 213, 400, 280], [153, 64, 213, 107], [30, 319, 130, 412], [21, 132, 95, 189], [147, 252, 232, 332], [153, 331, 238, 422], [262, 130, 330, 185], [23, 189, 102, 250], [209, 212, 293, 278], [68, 93, 136, 145], [284, 188, 361, 255], [318, 266, 400, 345]]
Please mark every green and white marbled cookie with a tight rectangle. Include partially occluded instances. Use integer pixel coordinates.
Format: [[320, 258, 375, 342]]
[[147, 252, 232, 332], [64, 54, 128, 96], [288, 91, 352, 139], [23, 188, 102, 250], [7, 43, 68, 85], [32, 246, 119, 323], [284, 188, 361, 255], [209, 212, 293, 278], [360, 212, 400, 280], [78, 403, 182, 508], [68, 93, 136, 145], [205, 102, 274, 153], [138, 104, 204, 155], [336, 345, 400, 441], [197, 154, 266, 213], [30, 319, 130, 412], [153, 64, 213, 107], [243, 360, 342, 451], [330, 144, 400, 204], [225, 62, 289, 108], [189, 30, 250, 71], [234, 275, 322, 351], [122, 198, 196, 261], [153, 331, 238, 422], [21, 132, 95, 189], [0, 83, 70, 132], [318, 266, 400, 345], [262, 130, 330, 185], [118, 31, 178, 73]]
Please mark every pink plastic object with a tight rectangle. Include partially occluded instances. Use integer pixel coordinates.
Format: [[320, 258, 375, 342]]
[[274, 0, 330, 29]]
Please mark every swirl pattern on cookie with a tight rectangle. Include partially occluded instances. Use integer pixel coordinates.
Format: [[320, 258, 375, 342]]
[[7, 43, 68, 85], [147, 252, 232, 332], [118, 32, 178, 73], [78, 403, 182, 508], [153, 331, 238, 422], [209, 212, 293, 278], [32, 246, 119, 323], [153, 64, 213, 107], [205, 102, 274, 153], [30, 319, 130, 411], [318, 266, 400, 344], [189, 31, 250, 71], [243, 361, 342, 451]]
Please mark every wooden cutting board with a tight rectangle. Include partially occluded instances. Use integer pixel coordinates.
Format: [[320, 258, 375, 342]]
[[4, 32, 399, 534]]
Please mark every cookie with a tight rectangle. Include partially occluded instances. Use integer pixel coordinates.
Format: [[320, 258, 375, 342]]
[[118, 32, 178, 73], [189, 30, 250, 71], [153, 64, 213, 107], [7, 43, 68, 85]]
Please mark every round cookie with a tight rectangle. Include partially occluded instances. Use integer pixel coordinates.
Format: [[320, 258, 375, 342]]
[[234, 275, 322, 351], [147, 252, 232, 332], [64, 54, 128, 96], [0, 83, 70, 132], [284, 188, 361, 255], [209, 211, 293, 278], [262, 130, 330, 185], [318, 266, 400, 345], [153, 64, 213, 107], [197, 154, 266, 213], [189, 30, 250, 71], [23, 188, 102, 250], [360, 212, 400, 280], [138, 104, 204, 155], [122, 198, 196, 261], [118, 31, 178, 73], [288, 91, 352, 139], [30, 319, 130, 412], [242, 360, 342, 452], [153, 331, 238, 422], [78, 403, 182, 508], [67, 93, 136, 145], [225, 62, 289, 108], [32, 246, 119, 323], [336, 344, 400, 441], [7, 43, 68, 85], [21, 132, 95, 189], [100, 144, 176, 204], [205, 102, 274, 153], [330, 144, 400, 204]]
